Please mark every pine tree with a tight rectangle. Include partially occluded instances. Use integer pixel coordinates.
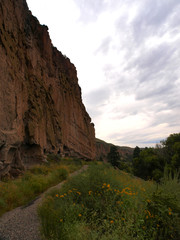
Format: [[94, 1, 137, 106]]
[[107, 145, 121, 168]]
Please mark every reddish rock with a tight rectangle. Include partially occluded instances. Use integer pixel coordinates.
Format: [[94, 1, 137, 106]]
[[0, 0, 95, 178], [96, 138, 133, 162]]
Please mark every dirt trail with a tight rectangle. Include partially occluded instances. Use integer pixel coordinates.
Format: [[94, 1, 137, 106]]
[[0, 165, 88, 240]]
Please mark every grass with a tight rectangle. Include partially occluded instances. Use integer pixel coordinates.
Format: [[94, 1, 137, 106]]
[[0, 157, 85, 217], [38, 163, 180, 240]]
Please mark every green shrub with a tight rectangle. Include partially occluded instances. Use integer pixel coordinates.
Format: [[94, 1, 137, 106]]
[[29, 165, 49, 175], [142, 191, 180, 240], [47, 154, 61, 163], [39, 163, 180, 240], [0, 198, 7, 209], [0, 158, 84, 217]]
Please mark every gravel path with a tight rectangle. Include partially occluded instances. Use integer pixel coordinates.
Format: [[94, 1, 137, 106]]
[[0, 165, 88, 240]]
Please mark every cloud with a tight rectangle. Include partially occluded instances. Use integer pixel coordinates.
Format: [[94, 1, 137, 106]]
[[95, 36, 112, 55], [73, 0, 108, 23], [131, 0, 180, 44], [84, 86, 111, 106], [26, 0, 180, 147], [107, 124, 174, 147], [108, 131, 161, 147], [135, 80, 176, 101], [79, 0, 180, 147], [135, 44, 176, 74]]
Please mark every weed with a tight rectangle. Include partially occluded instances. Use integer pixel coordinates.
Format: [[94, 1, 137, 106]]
[[0, 158, 84, 217], [39, 164, 180, 240]]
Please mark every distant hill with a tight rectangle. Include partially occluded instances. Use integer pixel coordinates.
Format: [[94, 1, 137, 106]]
[[95, 138, 134, 162]]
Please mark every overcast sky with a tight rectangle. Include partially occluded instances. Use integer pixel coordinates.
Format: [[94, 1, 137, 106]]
[[26, 0, 180, 147]]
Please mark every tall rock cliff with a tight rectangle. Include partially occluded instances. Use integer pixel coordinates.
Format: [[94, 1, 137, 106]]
[[0, 0, 95, 178]]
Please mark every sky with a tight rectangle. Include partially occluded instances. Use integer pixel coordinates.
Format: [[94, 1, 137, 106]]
[[26, 0, 180, 147]]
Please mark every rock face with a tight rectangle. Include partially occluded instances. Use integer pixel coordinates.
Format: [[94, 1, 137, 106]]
[[0, 0, 95, 178], [96, 138, 133, 162]]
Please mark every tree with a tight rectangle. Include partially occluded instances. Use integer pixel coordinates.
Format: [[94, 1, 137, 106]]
[[163, 133, 180, 171], [132, 133, 180, 181], [133, 146, 141, 159], [133, 147, 164, 181], [107, 145, 121, 168]]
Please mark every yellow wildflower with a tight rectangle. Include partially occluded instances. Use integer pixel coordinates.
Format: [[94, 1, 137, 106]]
[[107, 184, 110, 188], [110, 220, 114, 224], [60, 219, 63, 222], [121, 189, 125, 193], [147, 210, 151, 216], [89, 191, 92, 195], [60, 195, 64, 198], [78, 214, 82, 217], [77, 191, 81, 195], [56, 194, 59, 197]]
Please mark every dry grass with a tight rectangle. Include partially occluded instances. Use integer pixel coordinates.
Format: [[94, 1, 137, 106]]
[[0, 158, 85, 217]]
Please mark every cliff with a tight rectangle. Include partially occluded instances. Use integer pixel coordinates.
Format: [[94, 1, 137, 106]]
[[96, 138, 133, 162], [0, 0, 95, 178]]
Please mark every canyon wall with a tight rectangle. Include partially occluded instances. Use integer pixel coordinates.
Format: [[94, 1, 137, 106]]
[[96, 138, 133, 162], [0, 0, 95, 178]]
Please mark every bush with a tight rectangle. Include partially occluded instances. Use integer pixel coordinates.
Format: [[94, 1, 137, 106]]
[[143, 191, 180, 240], [39, 163, 180, 240], [0, 158, 85, 217], [107, 146, 121, 168]]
